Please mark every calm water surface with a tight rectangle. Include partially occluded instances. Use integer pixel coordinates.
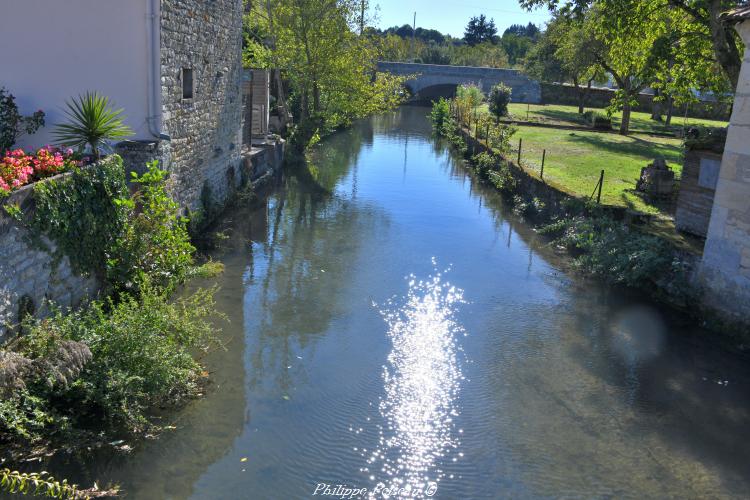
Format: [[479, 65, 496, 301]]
[[68, 107, 750, 498]]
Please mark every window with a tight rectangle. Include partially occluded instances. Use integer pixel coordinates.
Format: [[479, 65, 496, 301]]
[[181, 68, 194, 100]]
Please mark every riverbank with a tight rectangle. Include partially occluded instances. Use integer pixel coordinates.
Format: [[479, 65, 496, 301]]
[[0, 140, 285, 490], [449, 122, 750, 343]]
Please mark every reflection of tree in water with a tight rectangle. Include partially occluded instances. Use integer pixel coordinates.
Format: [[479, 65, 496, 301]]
[[243, 134, 384, 394]]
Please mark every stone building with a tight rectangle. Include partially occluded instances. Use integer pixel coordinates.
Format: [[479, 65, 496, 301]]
[[2, 0, 246, 210], [699, 6, 750, 324], [0, 0, 288, 339]]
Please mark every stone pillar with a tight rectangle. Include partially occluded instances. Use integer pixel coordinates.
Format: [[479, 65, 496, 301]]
[[699, 20, 750, 322]]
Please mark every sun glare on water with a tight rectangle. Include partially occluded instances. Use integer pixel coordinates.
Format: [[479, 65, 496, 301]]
[[364, 263, 466, 498]]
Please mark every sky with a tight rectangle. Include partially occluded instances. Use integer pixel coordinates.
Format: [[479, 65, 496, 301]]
[[374, 0, 551, 38]]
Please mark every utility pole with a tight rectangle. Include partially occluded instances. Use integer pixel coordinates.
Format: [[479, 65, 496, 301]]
[[410, 12, 416, 62]]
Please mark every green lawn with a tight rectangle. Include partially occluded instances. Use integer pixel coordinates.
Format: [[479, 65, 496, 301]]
[[502, 103, 728, 135], [507, 125, 684, 214]]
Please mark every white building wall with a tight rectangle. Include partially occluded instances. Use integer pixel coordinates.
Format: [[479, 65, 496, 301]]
[[0, 0, 152, 150]]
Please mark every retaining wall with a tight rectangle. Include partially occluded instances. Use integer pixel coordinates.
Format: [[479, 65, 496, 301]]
[[540, 83, 732, 121], [0, 159, 118, 342]]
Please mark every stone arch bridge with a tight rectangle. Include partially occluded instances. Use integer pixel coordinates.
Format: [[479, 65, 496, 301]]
[[377, 61, 541, 103]]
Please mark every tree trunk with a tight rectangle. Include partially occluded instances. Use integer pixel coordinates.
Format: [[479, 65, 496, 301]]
[[573, 77, 584, 114], [620, 101, 631, 135], [313, 82, 321, 114], [708, 0, 741, 89], [668, 0, 741, 88], [665, 95, 674, 125], [651, 88, 662, 122]]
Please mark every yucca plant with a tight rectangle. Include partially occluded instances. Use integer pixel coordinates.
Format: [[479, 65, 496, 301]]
[[53, 92, 132, 159]]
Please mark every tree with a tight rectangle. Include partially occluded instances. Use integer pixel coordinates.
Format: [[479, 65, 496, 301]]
[[455, 84, 484, 126], [583, 1, 663, 135], [0, 88, 45, 153], [525, 14, 605, 113], [464, 15, 499, 46], [501, 32, 534, 65], [503, 22, 541, 40], [519, 0, 743, 88], [243, 0, 407, 150]]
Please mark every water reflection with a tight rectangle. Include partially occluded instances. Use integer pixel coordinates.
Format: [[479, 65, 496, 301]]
[[366, 267, 464, 498], [40, 106, 750, 500]]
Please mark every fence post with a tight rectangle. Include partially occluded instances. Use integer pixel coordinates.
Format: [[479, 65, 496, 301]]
[[541, 149, 546, 180], [597, 169, 604, 204], [517, 138, 522, 164]]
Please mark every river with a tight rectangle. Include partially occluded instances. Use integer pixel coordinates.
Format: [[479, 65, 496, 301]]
[[60, 107, 750, 499]]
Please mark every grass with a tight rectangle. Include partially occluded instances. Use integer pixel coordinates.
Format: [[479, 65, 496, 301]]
[[507, 125, 684, 214], [499, 103, 728, 135]]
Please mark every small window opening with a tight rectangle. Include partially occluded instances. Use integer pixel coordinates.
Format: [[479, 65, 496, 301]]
[[182, 68, 194, 99]]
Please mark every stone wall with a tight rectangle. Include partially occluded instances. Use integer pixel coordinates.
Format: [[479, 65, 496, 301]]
[[0, 162, 111, 342], [160, 0, 244, 210], [675, 150, 721, 238], [698, 20, 750, 325], [115, 140, 172, 178], [540, 82, 732, 121]]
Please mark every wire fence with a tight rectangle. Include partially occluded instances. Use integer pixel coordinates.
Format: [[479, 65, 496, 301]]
[[456, 106, 606, 204]]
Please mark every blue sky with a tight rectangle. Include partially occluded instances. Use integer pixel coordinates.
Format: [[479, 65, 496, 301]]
[[374, 0, 551, 38]]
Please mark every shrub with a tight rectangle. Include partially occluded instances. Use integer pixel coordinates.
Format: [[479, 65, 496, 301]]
[[488, 82, 512, 121], [455, 83, 484, 125], [487, 122, 517, 154], [429, 98, 452, 136], [471, 151, 497, 178], [53, 92, 132, 159], [15, 284, 218, 434], [583, 110, 612, 130], [108, 161, 195, 296], [488, 160, 518, 194], [683, 126, 727, 153], [541, 215, 690, 292], [0, 87, 45, 154]]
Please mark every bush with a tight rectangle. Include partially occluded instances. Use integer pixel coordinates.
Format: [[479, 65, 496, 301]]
[[455, 84, 484, 125], [108, 161, 195, 296], [488, 82, 512, 121], [488, 160, 518, 194], [0, 87, 45, 154], [429, 98, 452, 136], [540, 215, 689, 292], [30, 155, 130, 278], [13, 284, 218, 435], [583, 110, 612, 130], [471, 152, 497, 178], [683, 126, 727, 153]]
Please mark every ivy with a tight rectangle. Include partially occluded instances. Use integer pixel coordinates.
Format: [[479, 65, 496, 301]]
[[30, 156, 129, 278]]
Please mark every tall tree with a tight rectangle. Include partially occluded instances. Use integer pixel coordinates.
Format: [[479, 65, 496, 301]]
[[526, 13, 605, 113], [243, 0, 406, 149], [519, 0, 743, 88], [464, 15, 499, 46], [584, 0, 663, 134]]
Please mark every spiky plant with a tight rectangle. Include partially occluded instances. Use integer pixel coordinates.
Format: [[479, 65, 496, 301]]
[[53, 92, 132, 159]]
